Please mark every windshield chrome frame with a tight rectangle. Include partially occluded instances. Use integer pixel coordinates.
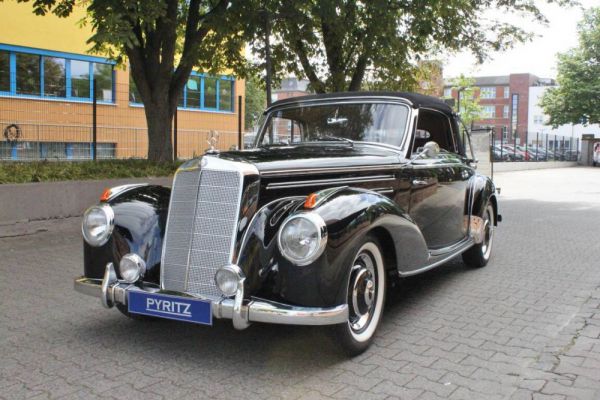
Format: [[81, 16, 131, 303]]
[[253, 98, 414, 156]]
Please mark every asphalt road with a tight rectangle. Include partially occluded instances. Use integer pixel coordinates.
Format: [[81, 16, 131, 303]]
[[1, 167, 599, 400]]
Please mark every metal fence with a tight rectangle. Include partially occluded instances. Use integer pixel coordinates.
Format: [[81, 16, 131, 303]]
[[0, 80, 243, 161], [490, 130, 580, 162]]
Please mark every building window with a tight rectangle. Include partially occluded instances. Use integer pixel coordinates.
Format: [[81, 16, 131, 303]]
[[482, 105, 496, 118], [70, 60, 90, 98], [504, 86, 509, 98], [0, 51, 10, 92], [204, 77, 218, 109], [480, 86, 496, 99], [503, 105, 509, 119], [0, 45, 114, 102], [93, 63, 114, 102], [17, 53, 41, 95], [443, 88, 451, 98], [219, 79, 233, 111], [511, 94, 519, 129], [502, 126, 508, 140], [43, 57, 66, 98], [130, 71, 235, 112], [533, 115, 544, 124]]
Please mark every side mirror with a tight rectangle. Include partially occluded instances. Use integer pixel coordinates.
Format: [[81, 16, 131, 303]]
[[421, 141, 440, 158]]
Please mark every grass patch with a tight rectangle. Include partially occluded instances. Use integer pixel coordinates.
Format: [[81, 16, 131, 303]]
[[0, 160, 182, 184]]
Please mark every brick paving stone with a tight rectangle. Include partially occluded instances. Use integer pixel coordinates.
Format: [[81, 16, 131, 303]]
[[1, 167, 600, 400]]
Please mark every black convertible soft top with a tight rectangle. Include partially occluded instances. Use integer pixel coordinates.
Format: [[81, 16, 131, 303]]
[[268, 91, 454, 117]]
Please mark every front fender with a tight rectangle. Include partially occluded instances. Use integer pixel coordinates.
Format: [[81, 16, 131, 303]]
[[83, 185, 170, 285], [248, 188, 428, 308]]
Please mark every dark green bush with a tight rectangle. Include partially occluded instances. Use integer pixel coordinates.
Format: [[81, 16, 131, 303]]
[[0, 160, 182, 184]]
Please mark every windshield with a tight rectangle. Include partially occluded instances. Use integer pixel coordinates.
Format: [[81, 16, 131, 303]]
[[256, 102, 410, 147]]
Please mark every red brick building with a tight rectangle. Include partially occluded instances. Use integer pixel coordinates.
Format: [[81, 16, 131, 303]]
[[444, 74, 555, 144]]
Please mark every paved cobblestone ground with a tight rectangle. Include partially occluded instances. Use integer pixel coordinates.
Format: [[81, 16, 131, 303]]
[[1, 167, 599, 400]]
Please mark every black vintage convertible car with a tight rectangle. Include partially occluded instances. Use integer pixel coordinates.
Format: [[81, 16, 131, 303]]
[[75, 92, 500, 355]]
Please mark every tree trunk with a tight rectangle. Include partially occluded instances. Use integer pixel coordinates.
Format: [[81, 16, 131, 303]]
[[145, 100, 174, 162]]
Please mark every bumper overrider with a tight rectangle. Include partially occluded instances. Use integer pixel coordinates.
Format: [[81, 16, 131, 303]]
[[74, 263, 348, 329]]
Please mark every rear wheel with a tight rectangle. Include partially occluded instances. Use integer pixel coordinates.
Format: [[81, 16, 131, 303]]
[[334, 234, 386, 356], [462, 203, 495, 268]]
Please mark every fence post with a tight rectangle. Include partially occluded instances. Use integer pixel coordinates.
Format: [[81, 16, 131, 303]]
[[92, 80, 97, 161], [536, 132, 539, 161], [238, 95, 243, 150], [525, 131, 529, 161], [500, 130, 504, 159], [545, 134, 549, 160], [173, 108, 178, 161], [513, 130, 516, 160]]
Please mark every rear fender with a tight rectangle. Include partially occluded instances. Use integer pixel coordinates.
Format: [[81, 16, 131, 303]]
[[467, 174, 498, 225]]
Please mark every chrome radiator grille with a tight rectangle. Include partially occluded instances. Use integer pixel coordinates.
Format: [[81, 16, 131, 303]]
[[161, 162, 243, 299]]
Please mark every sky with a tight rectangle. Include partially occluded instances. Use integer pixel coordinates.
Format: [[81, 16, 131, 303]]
[[442, 0, 597, 79]]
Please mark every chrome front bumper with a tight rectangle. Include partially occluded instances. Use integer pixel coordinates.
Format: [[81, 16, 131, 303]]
[[74, 263, 348, 329]]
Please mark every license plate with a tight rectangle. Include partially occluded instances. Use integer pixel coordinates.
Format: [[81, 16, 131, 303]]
[[128, 291, 212, 325]]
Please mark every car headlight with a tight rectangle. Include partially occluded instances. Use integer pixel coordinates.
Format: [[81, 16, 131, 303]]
[[82, 204, 114, 247], [119, 253, 146, 283], [277, 213, 327, 266]]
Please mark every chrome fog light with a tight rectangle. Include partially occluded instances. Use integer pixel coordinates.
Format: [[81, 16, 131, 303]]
[[215, 265, 243, 297], [82, 204, 114, 247], [118, 253, 146, 283]]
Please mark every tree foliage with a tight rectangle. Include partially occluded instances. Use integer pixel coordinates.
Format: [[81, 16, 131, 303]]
[[22, 0, 247, 161], [540, 7, 600, 127], [446, 75, 482, 128], [236, 0, 569, 93], [245, 76, 267, 131]]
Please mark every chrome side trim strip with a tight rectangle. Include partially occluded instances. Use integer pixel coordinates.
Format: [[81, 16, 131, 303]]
[[372, 187, 394, 194], [410, 162, 463, 170], [266, 174, 395, 190], [261, 164, 404, 177]]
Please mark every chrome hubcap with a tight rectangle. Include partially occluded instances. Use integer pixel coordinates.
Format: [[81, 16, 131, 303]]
[[349, 252, 377, 333]]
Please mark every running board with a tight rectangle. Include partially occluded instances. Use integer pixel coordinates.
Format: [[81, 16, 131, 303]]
[[398, 237, 474, 277]]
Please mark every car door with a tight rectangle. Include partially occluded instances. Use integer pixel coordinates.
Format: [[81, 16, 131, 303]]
[[407, 108, 473, 250]]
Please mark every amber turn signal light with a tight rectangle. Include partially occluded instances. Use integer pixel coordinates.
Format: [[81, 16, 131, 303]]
[[304, 193, 318, 209], [99, 188, 111, 202]]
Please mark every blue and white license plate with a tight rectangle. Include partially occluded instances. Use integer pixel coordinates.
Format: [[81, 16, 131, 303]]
[[128, 291, 212, 325]]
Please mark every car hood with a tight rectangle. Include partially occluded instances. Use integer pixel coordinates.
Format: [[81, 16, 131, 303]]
[[214, 144, 402, 175]]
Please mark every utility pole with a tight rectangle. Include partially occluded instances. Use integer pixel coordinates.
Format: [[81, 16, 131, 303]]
[[264, 11, 273, 107]]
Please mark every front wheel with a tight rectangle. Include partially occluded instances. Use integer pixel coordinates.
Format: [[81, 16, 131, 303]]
[[334, 235, 386, 356], [462, 203, 495, 268]]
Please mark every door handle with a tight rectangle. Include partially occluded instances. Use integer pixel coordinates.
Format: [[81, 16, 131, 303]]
[[412, 179, 428, 186]]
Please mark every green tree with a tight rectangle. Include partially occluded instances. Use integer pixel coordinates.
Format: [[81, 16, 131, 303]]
[[244, 76, 267, 131], [238, 0, 569, 93], [446, 75, 482, 128], [24, 0, 247, 161], [540, 7, 600, 127]]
